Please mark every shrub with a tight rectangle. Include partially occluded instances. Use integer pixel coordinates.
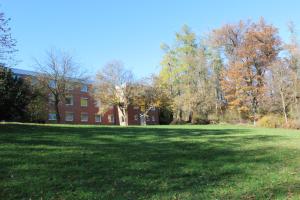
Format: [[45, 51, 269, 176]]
[[159, 108, 173, 125], [283, 120, 300, 129], [257, 115, 285, 128], [191, 114, 210, 125], [221, 110, 246, 124]]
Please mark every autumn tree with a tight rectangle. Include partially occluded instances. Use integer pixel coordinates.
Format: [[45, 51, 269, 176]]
[[94, 61, 135, 126], [159, 25, 217, 123], [212, 18, 281, 124], [35, 50, 86, 123], [133, 76, 168, 125], [160, 25, 197, 122]]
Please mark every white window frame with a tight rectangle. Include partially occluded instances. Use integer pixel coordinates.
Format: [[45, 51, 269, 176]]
[[95, 115, 101, 123], [81, 112, 89, 122], [48, 93, 55, 104], [48, 113, 57, 121], [80, 98, 88, 107], [95, 100, 101, 108], [66, 83, 74, 91], [65, 112, 74, 122], [65, 95, 74, 106], [108, 115, 114, 123], [152, 116, 155, 122], [81, 84, 88, 92]]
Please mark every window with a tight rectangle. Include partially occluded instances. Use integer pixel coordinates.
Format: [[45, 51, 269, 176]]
[[150, 107, 156, 111], [95, 100, 101, 108], [49, 80, 56, 88], [81, 113, 88, 122], [108, 115, 114, 123], [80, 98, 88, 107], [48, 93, 55, 104], [81, 84, 88, 92], [66, 83, 74, 91], [48, 113, 56, 121], [133, 106, 139, 110], [152, 116, 155, 122], [65, 95, 74, 106], [134, 114, 139, 121], [65, 112, 74, 122], [95, 115, 101, 123]]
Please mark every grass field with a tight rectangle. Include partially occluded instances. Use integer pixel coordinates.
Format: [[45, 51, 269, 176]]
[[1, 123, 300, 199]]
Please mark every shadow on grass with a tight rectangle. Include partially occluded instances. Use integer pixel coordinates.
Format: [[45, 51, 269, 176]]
[[0, 124, 298, 199]]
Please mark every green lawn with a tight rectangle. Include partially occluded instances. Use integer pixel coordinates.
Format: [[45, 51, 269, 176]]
[[1, 124, 300, 199]]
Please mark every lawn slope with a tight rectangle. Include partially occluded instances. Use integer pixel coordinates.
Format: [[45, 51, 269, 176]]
[[1, 124, 300, 199]]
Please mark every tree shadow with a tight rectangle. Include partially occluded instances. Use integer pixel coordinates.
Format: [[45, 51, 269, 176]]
[[0, 124, 298, 199]]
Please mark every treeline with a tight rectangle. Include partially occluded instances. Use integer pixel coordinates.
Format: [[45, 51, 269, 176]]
[[2, 6, 300, 129], [0, 67, 47, 122], [0, 11, 47, 122], [157, 18, 300, 128]]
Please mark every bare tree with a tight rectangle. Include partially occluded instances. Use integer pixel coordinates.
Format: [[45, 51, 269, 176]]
[[35, 49, 86, 123], [94, 61, 135, 126], [270, 59, 293, 123], [0, 12, 17, 65]]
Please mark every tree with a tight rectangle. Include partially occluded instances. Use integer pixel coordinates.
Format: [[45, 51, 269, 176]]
[[269, 59, 293, 123], [0, 66, 31, 121], [26, 79, 48, 122], [35, 50, 85, 123], [212, 18, 281, 124], [0, 12, 17, 65], [284, 22, 300, 119], [94, 61, 135, 126], [133, 76, 165, 125], [159, 25, 219, 124]]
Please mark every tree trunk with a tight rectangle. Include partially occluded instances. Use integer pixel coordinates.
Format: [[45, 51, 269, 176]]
[[252, 97, 258, 126], [280, 91, 288, 124], [54, 99, 61, 123], [179, 109, 183, 121], [117, 106, 128, 126], [140, 114, 146, 126], [188, 111, 193, 123]]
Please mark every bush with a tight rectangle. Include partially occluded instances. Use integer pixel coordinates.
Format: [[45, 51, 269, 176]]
[[159, 108, 173, 125], [191, 113, 211, 125], [283, 120, 300, 129], [257, 115, 285, 128], [170, 119, 186, 125], [220, 110, 246, 124]]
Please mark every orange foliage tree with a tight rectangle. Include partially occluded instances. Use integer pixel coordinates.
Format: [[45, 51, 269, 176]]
[[212, 18, 281, 124]]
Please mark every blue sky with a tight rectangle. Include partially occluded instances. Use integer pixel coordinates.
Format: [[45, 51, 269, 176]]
[[2, 0, 300, 77]]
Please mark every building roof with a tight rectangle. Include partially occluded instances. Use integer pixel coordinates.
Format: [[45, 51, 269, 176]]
[[11, 67, 94, 84]]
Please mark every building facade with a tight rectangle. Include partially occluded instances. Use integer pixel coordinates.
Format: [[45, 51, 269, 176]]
[[13, 68, 159, 125]]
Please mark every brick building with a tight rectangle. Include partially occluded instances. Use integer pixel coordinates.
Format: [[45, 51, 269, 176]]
[[12, 68, 159, 125]]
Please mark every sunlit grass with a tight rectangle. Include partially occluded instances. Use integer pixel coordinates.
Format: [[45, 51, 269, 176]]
[[1, 123, 300, 199]]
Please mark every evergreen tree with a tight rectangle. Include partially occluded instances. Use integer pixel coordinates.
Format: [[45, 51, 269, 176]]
[[0, 66, 31, 121]]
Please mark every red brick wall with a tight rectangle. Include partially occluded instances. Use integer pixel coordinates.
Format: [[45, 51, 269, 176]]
[[46, 83, 160, 125], [126, 106, 160, 125], [17, 72, 160, 125]]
